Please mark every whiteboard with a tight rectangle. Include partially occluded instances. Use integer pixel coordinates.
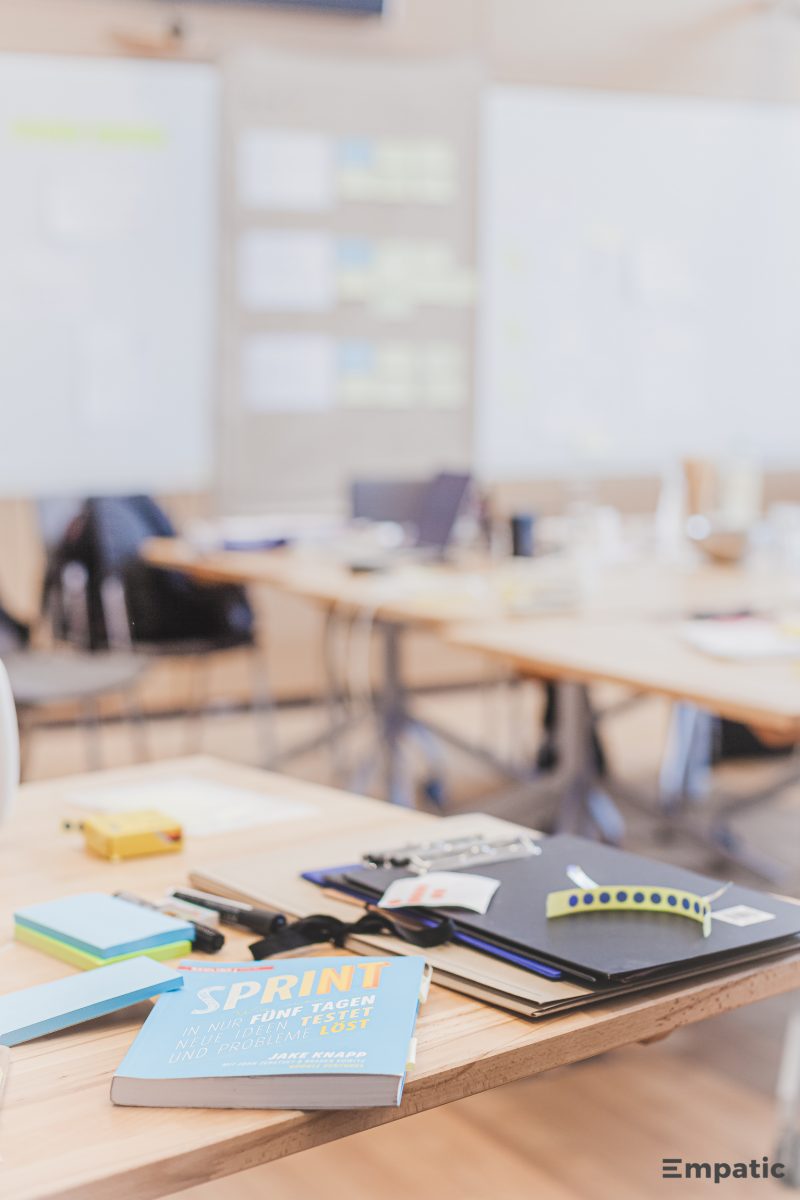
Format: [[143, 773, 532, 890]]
[[0, 55, 217, 496], [477, 86, 800, 480]]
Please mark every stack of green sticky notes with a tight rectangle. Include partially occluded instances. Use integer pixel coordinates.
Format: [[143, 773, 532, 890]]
[[14, 893, 193, 970]]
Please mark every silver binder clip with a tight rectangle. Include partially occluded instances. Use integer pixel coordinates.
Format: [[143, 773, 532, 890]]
[[363, 832, 542, 875]]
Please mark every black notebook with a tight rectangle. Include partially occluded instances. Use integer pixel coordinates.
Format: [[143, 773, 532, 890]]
[[344, 835, 800, 985]]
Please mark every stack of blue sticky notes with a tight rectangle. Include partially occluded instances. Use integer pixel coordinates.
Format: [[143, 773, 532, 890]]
[[0, 957, 184, 1047], [14, 894, 194, 970]]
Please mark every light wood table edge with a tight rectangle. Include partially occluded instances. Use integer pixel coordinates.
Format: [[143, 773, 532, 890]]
[[38, 952, 800, 1200], [446, 631, 800, 741]]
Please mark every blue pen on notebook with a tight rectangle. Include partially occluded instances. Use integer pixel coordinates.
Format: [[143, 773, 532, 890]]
[[302, 867, 565, 982]]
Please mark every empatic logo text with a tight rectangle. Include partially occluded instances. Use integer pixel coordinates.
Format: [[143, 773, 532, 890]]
[[662, 1157, 785, 1184]]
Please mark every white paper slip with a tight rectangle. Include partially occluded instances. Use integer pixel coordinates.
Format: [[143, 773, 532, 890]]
[[378, 871, 500, 915], [70, 777, 318, 837], [712, 905, 776, 928], [681, 619, 800, 661]]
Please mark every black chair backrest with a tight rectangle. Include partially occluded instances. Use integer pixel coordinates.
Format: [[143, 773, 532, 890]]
[[43, 496, 254, 651], [88, 496, 176, 576], [0, 603, 29, 655]]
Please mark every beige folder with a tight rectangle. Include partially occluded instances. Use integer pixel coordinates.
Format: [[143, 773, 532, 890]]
[[190, 812, 793, 1018]]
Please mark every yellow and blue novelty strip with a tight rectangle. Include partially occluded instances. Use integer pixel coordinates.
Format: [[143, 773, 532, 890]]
[[546, 885, 713, 937]]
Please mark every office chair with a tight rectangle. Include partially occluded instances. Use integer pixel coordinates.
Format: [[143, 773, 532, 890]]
[[0, 658, 19, 824], [44, 496, 274, 756], [0, 597, 147, 775], [657, 701, 800, 879]]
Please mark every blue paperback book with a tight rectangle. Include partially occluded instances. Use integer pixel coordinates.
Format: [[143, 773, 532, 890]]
[[111, 956, 430, 1109]]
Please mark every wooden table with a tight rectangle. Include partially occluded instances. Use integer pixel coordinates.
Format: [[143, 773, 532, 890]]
[[143, 538, 800, 630], [3, 756, 800, 1200], [446, 614, 800, 870], [447, 615, 800, 741], [143, 540, 800, 824], [144, 540, 538, 803]]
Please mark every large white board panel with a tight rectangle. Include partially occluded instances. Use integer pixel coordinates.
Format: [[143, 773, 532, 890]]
[[478, 87, 800, 480], [0, 54, 217, 496]]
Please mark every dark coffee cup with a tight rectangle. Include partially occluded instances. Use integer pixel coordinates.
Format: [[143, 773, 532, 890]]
[[510, 512, 536, 558]]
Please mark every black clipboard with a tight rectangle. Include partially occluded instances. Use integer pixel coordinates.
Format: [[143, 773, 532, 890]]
[[344, 835, 800, 984]]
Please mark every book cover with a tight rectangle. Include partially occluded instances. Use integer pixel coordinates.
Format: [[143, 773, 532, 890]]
[[14, 894, 193, 959], [112, 955, 429, 1109]]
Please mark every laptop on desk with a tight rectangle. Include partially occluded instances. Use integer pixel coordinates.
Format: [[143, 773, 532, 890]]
[[345, 471, 472, 571]]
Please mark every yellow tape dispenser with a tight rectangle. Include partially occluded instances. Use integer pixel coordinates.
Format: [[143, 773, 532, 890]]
[[64, 810, 183, 862]]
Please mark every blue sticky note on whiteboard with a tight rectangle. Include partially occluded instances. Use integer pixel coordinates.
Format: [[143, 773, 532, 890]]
[[0, 957, 184, 1047]]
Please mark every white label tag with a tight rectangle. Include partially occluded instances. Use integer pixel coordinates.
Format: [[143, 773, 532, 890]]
[[712, 904, 776, 928], [377, 871, 500, 915]]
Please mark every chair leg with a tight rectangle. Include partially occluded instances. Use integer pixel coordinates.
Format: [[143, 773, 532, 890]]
[[124, 686, 149, 763], [249, 646, 277, 765], [659, 702, 714, 814], [323, 610, 351, 783], [80, 698, 104, 771], [184, 656, 205, 754], [17, 708, 32, 782], [776, 1008, 800, 1186]]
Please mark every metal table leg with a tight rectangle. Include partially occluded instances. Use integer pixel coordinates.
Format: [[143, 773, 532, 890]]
[[776, 1008, 800, 1187], [658, 702, 794, 881], [263, 609, 367, 774], [379, 623, 412, 806], [553, 680, 626, 842], [474, 679, 627, 841]]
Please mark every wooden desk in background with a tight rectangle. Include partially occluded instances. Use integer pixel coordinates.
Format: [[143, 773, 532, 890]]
[[143, 540, 534, 803], [143, 541, 800, 819], [446, 615, 800, 870], [447, 616, 800, 741], [3, 756, 800, 1200], [143, 539, 800, 630]]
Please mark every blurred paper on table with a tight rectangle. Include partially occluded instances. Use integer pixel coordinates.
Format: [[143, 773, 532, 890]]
[[681, 618, 800, 661], [70, 777, 318, 836]]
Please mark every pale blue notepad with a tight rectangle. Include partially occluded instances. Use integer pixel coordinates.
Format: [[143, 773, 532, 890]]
[[0, 957, 184, 1047], [14, 894, 193, 959]]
